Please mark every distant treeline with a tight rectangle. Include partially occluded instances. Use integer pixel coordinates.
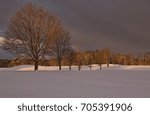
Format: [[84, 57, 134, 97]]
[[1, 48, 150, 70], [0, 59, 11, 68]]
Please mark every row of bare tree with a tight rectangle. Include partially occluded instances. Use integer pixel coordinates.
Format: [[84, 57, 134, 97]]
[[63, 49, 150, 70], [6, 48, 150, 71]]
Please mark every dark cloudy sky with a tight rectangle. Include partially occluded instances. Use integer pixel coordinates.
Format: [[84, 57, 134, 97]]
[[0, 0, 150, 58]]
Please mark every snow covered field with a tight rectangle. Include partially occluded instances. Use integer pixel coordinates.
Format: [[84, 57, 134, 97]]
[[0, 64, 150, 98]]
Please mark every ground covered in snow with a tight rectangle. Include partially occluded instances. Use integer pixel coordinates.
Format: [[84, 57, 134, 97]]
[[0, 65, 150, 98]]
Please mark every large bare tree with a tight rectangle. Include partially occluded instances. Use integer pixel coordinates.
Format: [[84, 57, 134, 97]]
[[2, 4, 62, 70], [51, 28, 71, 70]]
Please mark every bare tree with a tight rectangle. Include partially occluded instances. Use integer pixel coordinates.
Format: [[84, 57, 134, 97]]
[[94, 50, 103, 70], [87, 53, 93, 70], [101, 48, 111, 67], [2, 4, 62, 71], [65, 48, 75, 70], [144, 52, 150, 65], [124, 54, 134, 65], [76, 51, 83, 71], [51, 28, 71, 70]]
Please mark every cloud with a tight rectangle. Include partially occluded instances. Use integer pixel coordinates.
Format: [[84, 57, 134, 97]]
[[0, 0, 150, 58], [40, 0, 150, 54]]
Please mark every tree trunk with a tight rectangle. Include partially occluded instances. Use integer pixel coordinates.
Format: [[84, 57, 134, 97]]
[[107, 60, 109, 67], [89, 65, 92, 70], [99, 63, 102, 70], [34, 61, 38, 71], [78, 65, 81, 71], [58, 60, 61, 70], [69, 65, 71, 71]]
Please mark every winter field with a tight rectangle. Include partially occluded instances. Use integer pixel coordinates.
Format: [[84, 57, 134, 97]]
[[0, 64, 150, 98]]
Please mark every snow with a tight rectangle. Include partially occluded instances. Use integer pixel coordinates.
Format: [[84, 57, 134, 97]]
[[1, 64, 150, 71], [0, 64, 150, 98]]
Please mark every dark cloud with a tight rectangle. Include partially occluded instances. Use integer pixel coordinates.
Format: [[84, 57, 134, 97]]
[[0, 0, 150, 58]]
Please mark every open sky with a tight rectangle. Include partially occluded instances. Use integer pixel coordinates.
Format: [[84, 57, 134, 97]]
[[0, 0, 150, 58]]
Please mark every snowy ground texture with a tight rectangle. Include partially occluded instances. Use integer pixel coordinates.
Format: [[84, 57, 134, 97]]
[[0, 64, 150, 98]]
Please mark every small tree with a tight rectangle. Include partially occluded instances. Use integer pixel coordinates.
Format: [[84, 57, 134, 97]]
[[76, 51, 83, 71], [82, 51, 93, 70], [87, 53, 93, 70], [95, 50, 103, 70], [66, 48, 75, 70], [51, 28, 71, 70], [144, 52, 150, 65], [2, 4, 62, 71], [101, 48, 111, 67]]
